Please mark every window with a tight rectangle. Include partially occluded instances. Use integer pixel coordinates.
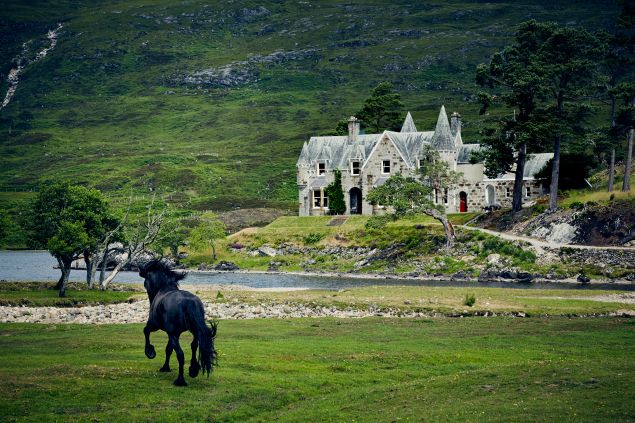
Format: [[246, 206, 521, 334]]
[[313, 190, 328, 209], [382, 160, 391, 174], [317, 162, 326, 175], [443, 188, 448, 205], [525, 186, 531, 197], [506, 187, 512, 198], [434, 189, 439, 204], [351, 161, 360, 175]]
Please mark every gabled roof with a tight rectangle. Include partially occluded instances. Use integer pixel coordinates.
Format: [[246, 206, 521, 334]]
[[430, 105, 455, 151], [400, 112, 417, 133], [297, 106, 460, 170]]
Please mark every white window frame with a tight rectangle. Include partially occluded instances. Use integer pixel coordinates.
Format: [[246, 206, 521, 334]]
[[317, 162, 326, 175], [312, 190, 322, 208], [351, 160, 361, 175], [525, 186, 531, 197], [382, 160, 391, 174]]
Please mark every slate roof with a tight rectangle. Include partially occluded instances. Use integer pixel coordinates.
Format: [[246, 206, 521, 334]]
[[456, 144, 481, 164], [523, 153, 553, 178], [298, 108, 444, 170], [400, 112, 417, 133], [429, 105, 455, 151]]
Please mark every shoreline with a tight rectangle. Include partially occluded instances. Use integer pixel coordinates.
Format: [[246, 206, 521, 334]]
[[186, 268, 635, 288]]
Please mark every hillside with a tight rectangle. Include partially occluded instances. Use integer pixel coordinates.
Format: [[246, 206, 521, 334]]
[[0, 0, 620, 212]]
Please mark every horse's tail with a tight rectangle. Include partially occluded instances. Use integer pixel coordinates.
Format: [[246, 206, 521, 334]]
[[192, 309, 218, 377]]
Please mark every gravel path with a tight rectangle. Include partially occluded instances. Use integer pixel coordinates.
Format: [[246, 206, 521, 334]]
[[0, 299, 435, 324]]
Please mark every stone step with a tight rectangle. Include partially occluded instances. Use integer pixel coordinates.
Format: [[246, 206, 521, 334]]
[[327, 216, 348, 226]]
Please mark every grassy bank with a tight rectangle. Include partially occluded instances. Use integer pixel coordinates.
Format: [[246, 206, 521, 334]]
[[1, 318, 633, 421], [184, 213, 635, 280], [0, 282, 143, 307]]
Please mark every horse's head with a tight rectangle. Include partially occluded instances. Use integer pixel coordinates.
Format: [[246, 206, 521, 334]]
[[139, 260, 186, 302]]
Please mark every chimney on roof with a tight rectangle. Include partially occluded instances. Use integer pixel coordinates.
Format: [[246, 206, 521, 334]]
[[348, 116, 360, 143], [450, 112, 461, 138]]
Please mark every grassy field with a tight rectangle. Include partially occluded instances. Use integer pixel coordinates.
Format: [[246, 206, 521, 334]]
[[0, 317, 633, 422], [198, 285, 635, 317]]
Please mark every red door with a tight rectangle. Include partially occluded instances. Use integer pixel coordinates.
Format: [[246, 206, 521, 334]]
[[459, 192, 468, 213]]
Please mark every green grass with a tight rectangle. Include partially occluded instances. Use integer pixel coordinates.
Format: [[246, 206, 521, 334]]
[[0, 317, 633, 421], [0, 282, 143, 307]]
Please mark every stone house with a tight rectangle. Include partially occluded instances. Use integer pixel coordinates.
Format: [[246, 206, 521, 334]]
[[296, 106, 553, 216]]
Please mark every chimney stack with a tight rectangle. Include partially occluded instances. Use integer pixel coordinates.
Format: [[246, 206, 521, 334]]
[[348, 116, 360, 143], [450, 112, 461, 138]]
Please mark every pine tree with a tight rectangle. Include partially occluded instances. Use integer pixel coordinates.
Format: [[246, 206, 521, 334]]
[[324, 170, 346, 215]]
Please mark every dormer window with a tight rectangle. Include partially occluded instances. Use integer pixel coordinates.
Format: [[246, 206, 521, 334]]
[[382, 160, 391, 174], [351, 161, 361, 175], [317, 162, 326, 175]]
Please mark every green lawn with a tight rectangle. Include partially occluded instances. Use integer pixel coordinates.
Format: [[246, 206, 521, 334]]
[[0, 318, 633, 422]]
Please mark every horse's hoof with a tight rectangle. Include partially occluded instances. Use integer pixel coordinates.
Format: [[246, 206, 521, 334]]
[[159, 366, 171, 373], [145, 345, 156, 359], [173, 378, 187, 387], [189, 365, 200, 378]]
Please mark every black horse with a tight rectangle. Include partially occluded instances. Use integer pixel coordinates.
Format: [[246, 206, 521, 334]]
[[140, 260, 218, 386]]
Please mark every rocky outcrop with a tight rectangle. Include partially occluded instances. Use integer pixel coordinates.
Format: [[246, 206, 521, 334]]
[[174, 49, 318, 88]]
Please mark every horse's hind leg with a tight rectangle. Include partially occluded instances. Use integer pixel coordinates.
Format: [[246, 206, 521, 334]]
[[160, 342, 173, 372], [189, 336, 200, 378], [169, 334, 187, 386]]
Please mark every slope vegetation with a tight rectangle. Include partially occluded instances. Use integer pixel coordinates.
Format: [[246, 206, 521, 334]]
[[0, 0, 618, 211]]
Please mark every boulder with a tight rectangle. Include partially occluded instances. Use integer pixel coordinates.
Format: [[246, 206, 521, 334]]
[[258, 245, 278, 257], [213, 261, 239, 271]]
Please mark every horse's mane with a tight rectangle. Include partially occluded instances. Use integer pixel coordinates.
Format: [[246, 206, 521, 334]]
[[140, 259, 186, 290]]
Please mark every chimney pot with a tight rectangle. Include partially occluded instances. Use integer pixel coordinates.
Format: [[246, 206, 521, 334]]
[[348, 116, 360, 142]]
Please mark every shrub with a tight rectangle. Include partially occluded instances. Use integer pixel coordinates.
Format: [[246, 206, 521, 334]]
[[463, 293, 476, 307], [532, 204, 546, 214], [303, 232, 325, 244], [569, 201, 584, 210]]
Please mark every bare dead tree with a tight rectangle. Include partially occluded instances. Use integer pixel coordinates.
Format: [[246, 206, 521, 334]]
[[99, 196, 167, 290]]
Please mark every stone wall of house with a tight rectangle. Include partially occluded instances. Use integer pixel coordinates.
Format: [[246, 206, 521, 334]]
[[359, 137, 414, 215]]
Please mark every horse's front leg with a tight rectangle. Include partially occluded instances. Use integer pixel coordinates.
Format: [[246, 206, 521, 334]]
[[169, 334, 187, 386], [144, 324, 157, 359]]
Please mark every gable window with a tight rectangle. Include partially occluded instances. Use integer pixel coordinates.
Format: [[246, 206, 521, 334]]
[[317, 162, 326, 175], [351, 161, 361, 175], [382, 160, 391, 174], [312, 190, 328, 208]]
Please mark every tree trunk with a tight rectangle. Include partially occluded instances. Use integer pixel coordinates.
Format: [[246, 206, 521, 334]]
[[59, 258, 72, 298], [426, 208, 455, 248], [549, 133, 562, 212], [623, 127, 633, 192], [54, 256, 64, 290], [608, 148, 615, 192], [512, 142, 527, 213], [211, 242, 217, 261], [99, 258, 107, 283], [100, 259, 128, 290], [84, 250, 93, 289]]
